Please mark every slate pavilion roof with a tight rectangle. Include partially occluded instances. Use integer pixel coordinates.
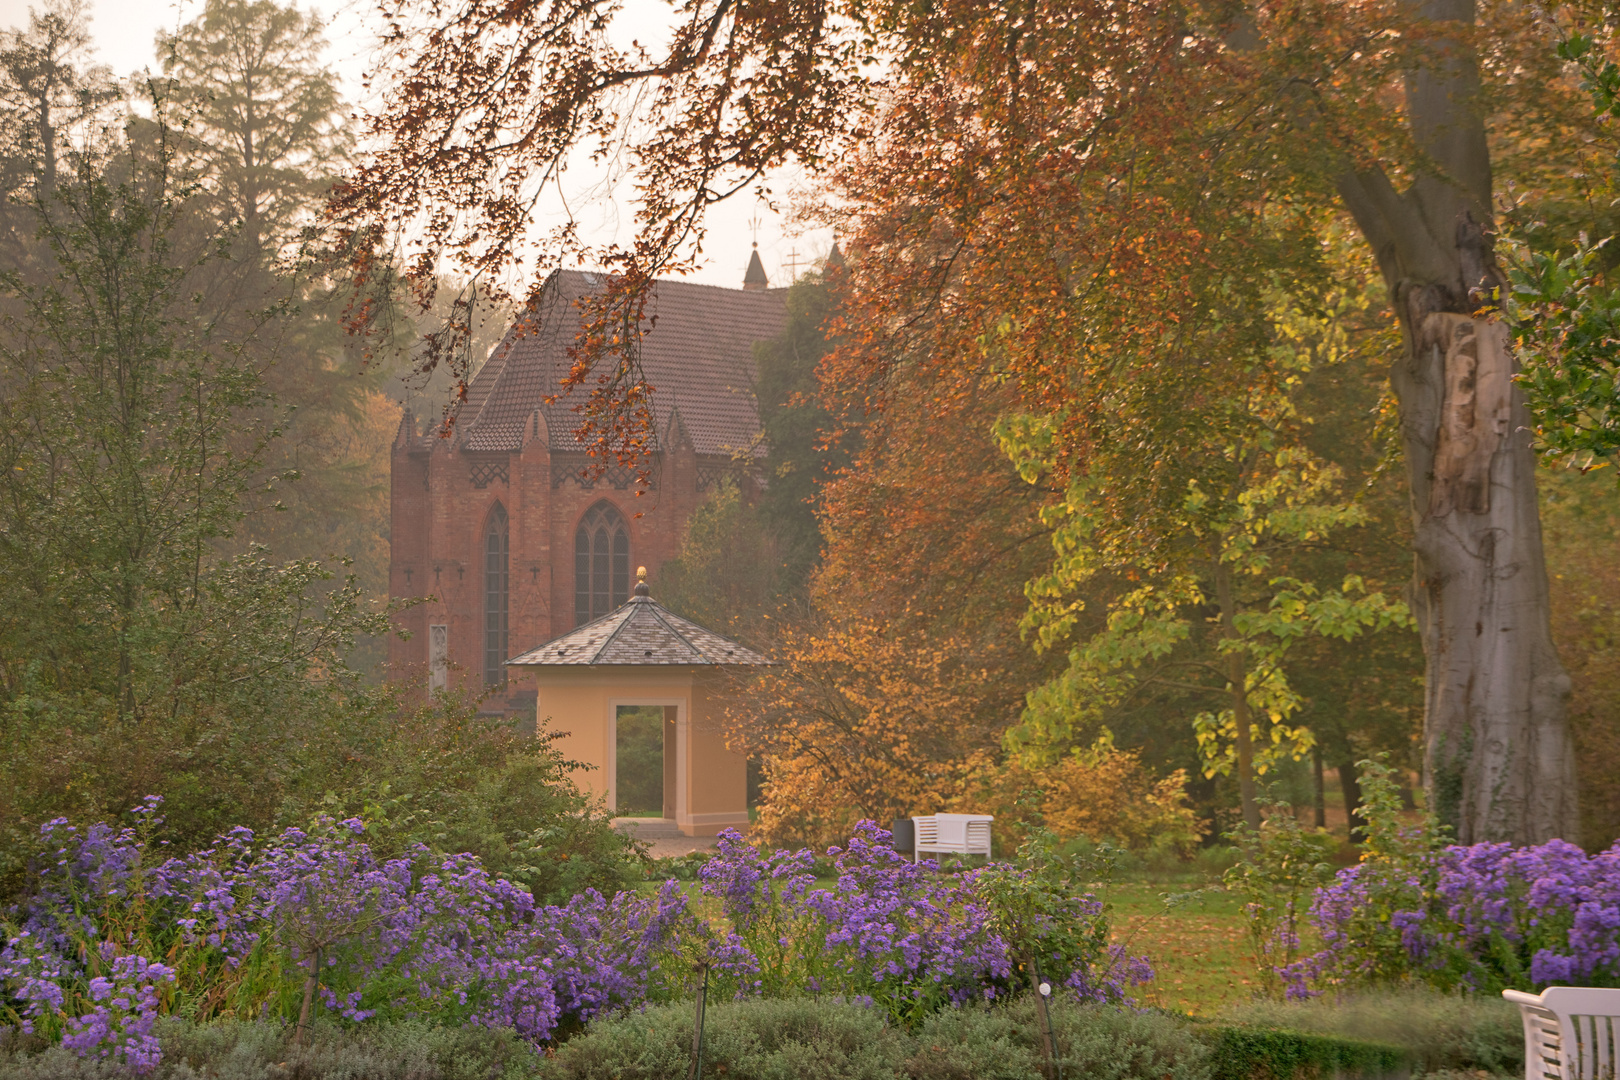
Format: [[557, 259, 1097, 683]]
[[446, 270, 788, 457], [506, 582, 772, 668]]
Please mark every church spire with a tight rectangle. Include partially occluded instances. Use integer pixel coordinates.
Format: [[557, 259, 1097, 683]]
[[743, 244, 769, 290]]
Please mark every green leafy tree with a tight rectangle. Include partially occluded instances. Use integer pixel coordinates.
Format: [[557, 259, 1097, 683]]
[[659, 268, 846, 635], [754, 267, 848, 587], [1499, 30, 1620, 469], [154, 0, 398, 617], [1000, 280, 1412, 831], [0, 96, 385, 853]]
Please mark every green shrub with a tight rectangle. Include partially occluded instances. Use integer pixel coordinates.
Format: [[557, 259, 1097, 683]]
[[649, 851, 712, 881], [1092, 841, 1243, 882], [1220, 988, 1522, 1076], [539, 996, 911, 1079], [1222, 797, 1338, 998], [315, 721, 645, 906], [1198, 1026, 1408, 1080], [0, 1018, 548, 1080], [908, 996, 1212, 1080]]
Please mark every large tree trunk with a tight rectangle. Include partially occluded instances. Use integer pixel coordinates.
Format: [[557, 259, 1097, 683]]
[[1333, 0, 1577, 843], [1395, 311, 1576, 842]]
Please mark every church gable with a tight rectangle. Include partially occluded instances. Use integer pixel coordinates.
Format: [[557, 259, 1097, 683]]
[[389, 268, 790, 704], [459, 271, 787, 457]]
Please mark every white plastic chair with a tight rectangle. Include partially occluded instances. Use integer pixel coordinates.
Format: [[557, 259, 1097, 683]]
[[1503, 987, 1620, 1080], [911, 813, 993, 864]]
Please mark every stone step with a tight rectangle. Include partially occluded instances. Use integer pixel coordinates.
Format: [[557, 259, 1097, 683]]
[[612, 817, 683, 839]]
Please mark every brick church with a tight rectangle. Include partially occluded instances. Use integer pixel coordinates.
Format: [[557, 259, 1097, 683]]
[[388, 256, 787, 711]]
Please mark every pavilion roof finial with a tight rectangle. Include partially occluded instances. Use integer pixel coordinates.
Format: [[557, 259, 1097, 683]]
[[634, 565, 650, 597]]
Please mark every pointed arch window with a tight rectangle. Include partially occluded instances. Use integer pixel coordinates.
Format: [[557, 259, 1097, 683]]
[[575, 501, 630, 625], [483, 504, 509, 688]]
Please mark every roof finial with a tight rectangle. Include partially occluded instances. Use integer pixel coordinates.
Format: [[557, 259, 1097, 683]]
[[743, 245, 769, 291], [634, 565, 650, 597]]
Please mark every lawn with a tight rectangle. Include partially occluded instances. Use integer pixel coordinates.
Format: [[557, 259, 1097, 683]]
[[1107, 882, 1254, 1015]]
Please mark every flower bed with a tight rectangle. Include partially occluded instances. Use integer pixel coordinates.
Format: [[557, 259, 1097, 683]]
[[1, 803, 1148, 1073], [1294, 835, 1620, 995], [1238, 763, 1620, 998]]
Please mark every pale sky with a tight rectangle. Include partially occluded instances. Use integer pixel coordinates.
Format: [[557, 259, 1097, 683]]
[[0, 0, 834, 288]]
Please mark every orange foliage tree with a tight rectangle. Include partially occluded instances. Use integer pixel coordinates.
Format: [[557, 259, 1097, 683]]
[[341, 0, 1608, 842]]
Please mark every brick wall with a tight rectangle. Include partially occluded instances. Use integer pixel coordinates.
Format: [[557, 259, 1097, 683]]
[[388, 410, 709, 708]]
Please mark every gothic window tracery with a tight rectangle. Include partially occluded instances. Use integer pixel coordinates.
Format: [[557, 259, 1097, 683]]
[[575, 501, 630, 625]]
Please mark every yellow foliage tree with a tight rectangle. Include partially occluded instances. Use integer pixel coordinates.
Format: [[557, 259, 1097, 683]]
[[726, 617, 1001, 850], [968, 735, 1204, 859]]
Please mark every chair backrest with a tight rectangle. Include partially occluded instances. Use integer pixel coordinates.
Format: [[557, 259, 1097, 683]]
[[1544, 988, 1620, 1080], [1508, 989, 1569, 1080], [935, 815, 969, 847], [1507, 988, 1620, 1080]]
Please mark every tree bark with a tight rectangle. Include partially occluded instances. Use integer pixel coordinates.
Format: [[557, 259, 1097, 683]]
[[1332, 0, 1577, 843], [1312, 747, 1327, 829]]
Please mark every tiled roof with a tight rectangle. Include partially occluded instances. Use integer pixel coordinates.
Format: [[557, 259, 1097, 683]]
[[506, 588, 772, 667], [459, 270, 787, 456]]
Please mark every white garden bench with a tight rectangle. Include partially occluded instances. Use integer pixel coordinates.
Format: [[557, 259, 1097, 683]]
[[1503, 987, 1620, 1080], [910, 813, 993, 864]]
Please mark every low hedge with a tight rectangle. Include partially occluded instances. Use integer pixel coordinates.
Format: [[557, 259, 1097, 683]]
[[1198, 1026, 1409, 1080], [0, 1018, 549, 1080], [538, 996, 911, 1080], [1220, 987, 1521, 1077], [0, 993, 1514, 1080], [905, 997, 1210, 1080]]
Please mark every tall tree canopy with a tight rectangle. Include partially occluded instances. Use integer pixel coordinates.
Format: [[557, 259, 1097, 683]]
[[341, 0, 1606, 842], [159, 0, 348, 253], [154, 0, 400, 606]]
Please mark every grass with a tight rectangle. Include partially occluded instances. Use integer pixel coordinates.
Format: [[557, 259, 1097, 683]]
[[1108, 882, 1255, 1015]]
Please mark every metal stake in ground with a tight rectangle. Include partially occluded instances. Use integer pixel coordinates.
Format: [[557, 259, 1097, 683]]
[[688, 962, 710, 1080], [1031, 957, 1061, 1080]]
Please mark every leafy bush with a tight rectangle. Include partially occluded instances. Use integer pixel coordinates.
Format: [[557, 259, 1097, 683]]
[[694, 824, 1150, 1022], [540, 996, 911, 1080], [1279, 760, 1620, 995], [1222, 798, 1337, 998], [1220, 988, 1522, 1077], [0, 1018, 549, 1080], [0, 802, 696, 1063], [970, 736, 1205, 858], [312, 705, 645, 906], [974, 831, 1153, 1001], [3, 685, 645, 912]]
